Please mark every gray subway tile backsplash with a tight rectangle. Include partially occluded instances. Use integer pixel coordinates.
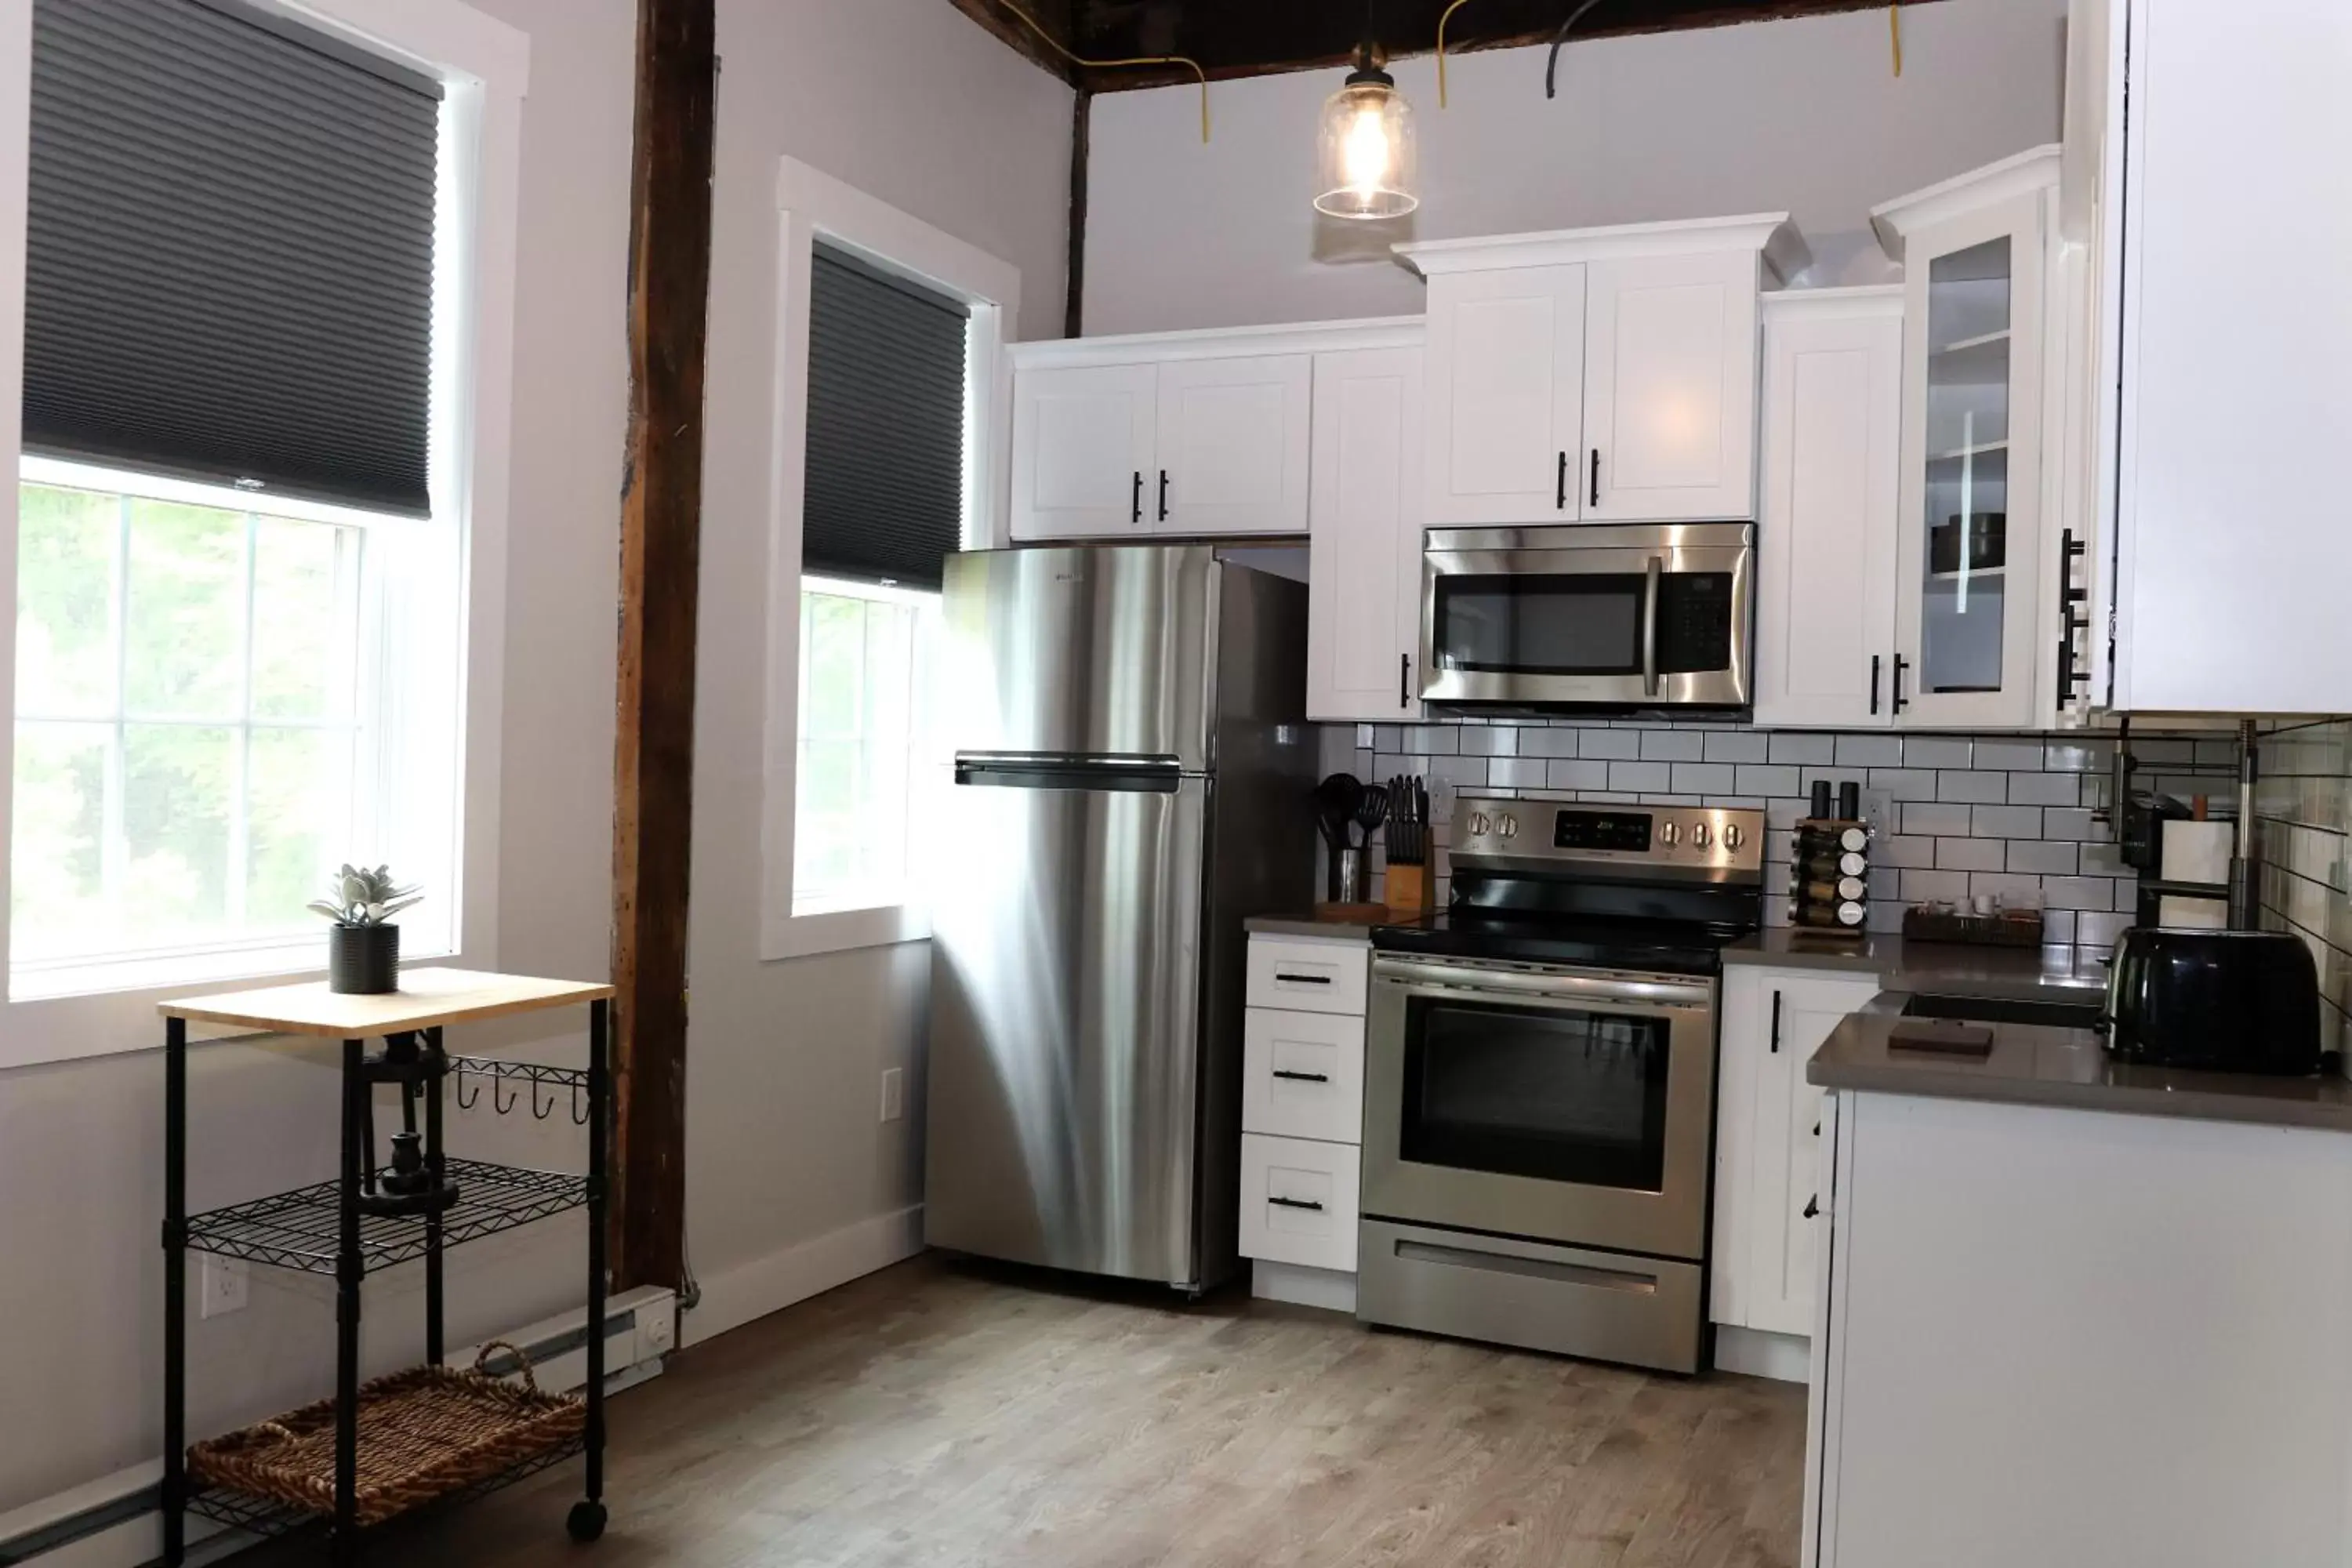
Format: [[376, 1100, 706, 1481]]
[[2254, 717, 2352, 1059], [1341, 717, 2153, 949]]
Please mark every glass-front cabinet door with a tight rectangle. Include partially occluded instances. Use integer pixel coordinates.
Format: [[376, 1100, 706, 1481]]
[[1889, 184, 2049, 728]]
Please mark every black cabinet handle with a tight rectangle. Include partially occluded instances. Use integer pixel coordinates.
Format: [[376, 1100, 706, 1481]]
[[1399, 653, 1410, 710], [1271, 1069, 1330, 1083], [1157, 468, 1170, 523], [2056, 527, 2090, 710], [1555, 451, 1568, 510], [1273, 972, 1331, 985], [1131, 470, 1142, 524], [1813, 1120, 1821, 1136], [1268, 1195, 1325, 1212], [1870, 653, 1882, 717], [1892, 652, 1910, 715], [1803, 1195, 1819, 1219], [1589, 448, 1601, 509], [1769, 989, 1783, 1054]]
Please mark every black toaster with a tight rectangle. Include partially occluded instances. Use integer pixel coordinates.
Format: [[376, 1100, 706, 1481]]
[[2103, 927, 2323, 1075]]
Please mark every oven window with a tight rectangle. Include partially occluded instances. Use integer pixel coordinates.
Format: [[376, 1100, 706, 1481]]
[[1429, 574, 1642, 675], [1399, 996, 1670, 1191]]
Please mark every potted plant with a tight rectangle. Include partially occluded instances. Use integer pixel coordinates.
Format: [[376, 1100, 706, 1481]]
[[309, 865, 422, 995]]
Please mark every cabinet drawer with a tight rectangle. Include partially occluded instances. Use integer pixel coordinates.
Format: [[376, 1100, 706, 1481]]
[[1245, 937, 1368, 1015], [1242, 1007, 1365, 1145], [1238, 1133, 1360, 1273]]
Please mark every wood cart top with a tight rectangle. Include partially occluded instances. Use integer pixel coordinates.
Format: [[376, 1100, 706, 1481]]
[[158, 967, 614, 1038]]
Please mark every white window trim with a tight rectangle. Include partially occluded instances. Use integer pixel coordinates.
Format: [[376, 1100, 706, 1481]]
[[760, 156, 1018, 964], [0, 0, 527, 1067]]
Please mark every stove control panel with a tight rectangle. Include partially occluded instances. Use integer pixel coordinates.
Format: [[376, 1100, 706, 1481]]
[[1450, 793, 1766, 877]]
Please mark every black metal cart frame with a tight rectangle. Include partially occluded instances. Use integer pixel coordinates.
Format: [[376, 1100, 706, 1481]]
[[159, 993, 610, 1562]]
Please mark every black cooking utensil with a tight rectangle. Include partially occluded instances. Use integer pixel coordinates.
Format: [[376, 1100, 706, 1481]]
[[1312, 773, 1363, 854], [1354, 784, 1389, 851]]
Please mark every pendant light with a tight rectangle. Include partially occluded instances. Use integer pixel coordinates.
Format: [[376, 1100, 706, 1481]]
[[1314, 13, 1417, 221]]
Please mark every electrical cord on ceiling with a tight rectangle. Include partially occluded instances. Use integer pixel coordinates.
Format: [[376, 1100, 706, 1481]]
[[1544, 0, 1604, 99], [1436, 0, 1479, 107], [994, 0, 1210, 141]]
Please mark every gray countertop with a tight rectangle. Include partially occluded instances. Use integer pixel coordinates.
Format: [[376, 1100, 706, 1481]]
[[1809, 993, 2352, 1133], [1243, 912, 1382, 941], [1724, 929, 2112, 999]]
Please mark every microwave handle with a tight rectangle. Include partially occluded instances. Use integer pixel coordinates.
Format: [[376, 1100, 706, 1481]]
[[1641, 556, 1663, 698]]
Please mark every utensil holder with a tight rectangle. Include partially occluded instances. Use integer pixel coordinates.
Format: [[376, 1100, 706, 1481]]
[[1330, 847, 1367, 906]]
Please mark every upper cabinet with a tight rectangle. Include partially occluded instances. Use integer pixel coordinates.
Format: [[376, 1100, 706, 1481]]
[[1871, 150, 2057, 730], [1007, 333, 1312, 541], [1399, 216, 1807, 528], [2101, 0, 2352, 714], [1307, 341, 1425, 723], [1751, 289, 1904, 730]]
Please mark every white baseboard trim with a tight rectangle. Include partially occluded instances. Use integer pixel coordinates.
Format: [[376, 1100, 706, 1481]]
[[1715, 1323, 1809, 1384], [684, 1203, 925, 1347], [1250, 1260, 1356, 1315]]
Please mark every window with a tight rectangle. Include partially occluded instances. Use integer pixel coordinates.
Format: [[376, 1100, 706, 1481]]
[[11, 0, 463, 1000], [787, 245, 970, 921]]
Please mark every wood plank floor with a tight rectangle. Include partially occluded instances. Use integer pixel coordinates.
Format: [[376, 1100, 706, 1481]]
[[274, 1254, 1805, 1567]]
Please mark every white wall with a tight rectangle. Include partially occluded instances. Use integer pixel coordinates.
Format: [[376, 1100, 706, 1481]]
[[0, 0, 637, 1515], [1083, 0, 2067, 335], [684, 0, 1071, 1329]]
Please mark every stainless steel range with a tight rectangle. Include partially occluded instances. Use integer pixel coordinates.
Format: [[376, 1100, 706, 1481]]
[[1357, 792, 1764, 1374]]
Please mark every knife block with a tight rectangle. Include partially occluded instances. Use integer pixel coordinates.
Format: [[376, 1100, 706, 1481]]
[[1384, 862, 1436, 918]]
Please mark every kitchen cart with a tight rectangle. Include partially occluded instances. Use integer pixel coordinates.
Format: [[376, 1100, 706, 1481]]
[[158, 969, 615, 1563]]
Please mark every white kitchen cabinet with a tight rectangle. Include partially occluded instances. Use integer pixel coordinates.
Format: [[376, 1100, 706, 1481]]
[[1238, 1132, 1360, 1275], [2104, 0, 2352, 714], [1240, 929, 1370, 1312], [1583, 251, 1764, 522], [1399, 216, 1806, 531], [1418, 263, 1588, 524], [1713, 966, 1881, 1348], [1152, 354, 1311, 535], [1752, 289, 1904, 729], [1807, 1088, 2352, 1567], [1872, 151, 2057, 729], [1008, 361, 1158, 539], [1306, 344, 1425, 721]]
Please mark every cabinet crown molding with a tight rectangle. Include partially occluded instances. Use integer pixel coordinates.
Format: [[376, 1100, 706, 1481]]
[[1761, 284, 1904, 322], [1395, 212, 1808, 284], [1010, 314, 1423, 371], [1870, 143, 2061, 264]]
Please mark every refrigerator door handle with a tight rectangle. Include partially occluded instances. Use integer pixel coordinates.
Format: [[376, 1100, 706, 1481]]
[[954, 755, 1185, 793]]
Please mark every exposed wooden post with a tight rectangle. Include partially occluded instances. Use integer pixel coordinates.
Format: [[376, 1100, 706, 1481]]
[[611, 0, 713, 1295], [1065, 87, 1090, 338]]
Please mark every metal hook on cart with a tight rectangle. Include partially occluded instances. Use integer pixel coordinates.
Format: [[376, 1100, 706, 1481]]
[[492, 1072, 519, 1116], [456, 1060, 481, 1111], [532, 1077, 556, 1120], [571, 1080, 589, 1126]]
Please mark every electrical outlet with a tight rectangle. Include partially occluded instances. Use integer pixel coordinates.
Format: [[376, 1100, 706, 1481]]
[[201, 1256, 249, 1319], [879, 1066, 905, 1123]]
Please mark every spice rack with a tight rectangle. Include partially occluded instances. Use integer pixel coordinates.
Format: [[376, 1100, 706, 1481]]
[[158, 969, 615, 1563]]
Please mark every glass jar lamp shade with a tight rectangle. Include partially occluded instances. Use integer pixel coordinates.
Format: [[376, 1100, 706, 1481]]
[[1314, 68, 1417, 220]]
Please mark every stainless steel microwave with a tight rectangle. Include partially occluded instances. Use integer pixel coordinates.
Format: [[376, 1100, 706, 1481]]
[[1418, 523, 1754, 710]]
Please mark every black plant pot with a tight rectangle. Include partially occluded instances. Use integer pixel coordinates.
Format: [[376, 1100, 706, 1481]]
[[328, 923, 400, 995]]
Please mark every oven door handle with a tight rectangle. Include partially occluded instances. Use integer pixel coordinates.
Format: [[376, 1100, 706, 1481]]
[[1374, 960, 1710, 1011], [1641, 555, 1663, 699]]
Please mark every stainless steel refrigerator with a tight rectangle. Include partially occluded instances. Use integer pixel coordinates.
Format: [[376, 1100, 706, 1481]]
[[925, 544, 1313, 1292]]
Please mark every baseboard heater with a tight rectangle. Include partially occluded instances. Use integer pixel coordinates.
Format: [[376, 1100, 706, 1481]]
[[0, 1287, 677, 1567]]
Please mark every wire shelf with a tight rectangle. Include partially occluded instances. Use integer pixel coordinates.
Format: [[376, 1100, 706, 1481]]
[[183, 1160, 587, 1276], [186, 1433, 584, 1539]]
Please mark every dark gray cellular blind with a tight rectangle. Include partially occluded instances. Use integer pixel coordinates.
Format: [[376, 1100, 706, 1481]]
[[804, 245, 969, 590], [25, 0, 442, 516]]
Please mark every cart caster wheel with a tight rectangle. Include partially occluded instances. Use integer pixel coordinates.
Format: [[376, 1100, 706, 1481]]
[[567, 1501, 607, 1542]]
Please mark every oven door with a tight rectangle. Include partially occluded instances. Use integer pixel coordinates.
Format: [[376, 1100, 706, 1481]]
[[1362, 953, 1718, 1261], [1418, 524, 1751, 707]]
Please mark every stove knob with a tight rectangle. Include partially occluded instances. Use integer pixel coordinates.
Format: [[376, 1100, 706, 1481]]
[[1469, 811, 1491, 837], [1723, 823, 1745, 851], [1690, 821, 1713, 850], [1657, 822, 1680, 848], [1497, 813, 1518, 840]]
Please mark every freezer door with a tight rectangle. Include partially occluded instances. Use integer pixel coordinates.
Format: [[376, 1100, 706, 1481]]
[[939, 546, 1221, 772], [926, 765, 1210, 1286]]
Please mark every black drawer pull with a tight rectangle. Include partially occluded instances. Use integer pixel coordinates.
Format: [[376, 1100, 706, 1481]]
[[1268, 1196, 1325, 1212], [1803, 1195, 1819, 1219], [1271, 1069, 1330, 1083], [1273, 972, 1331, 985]]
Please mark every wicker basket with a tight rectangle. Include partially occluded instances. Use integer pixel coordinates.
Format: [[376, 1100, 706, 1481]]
[[187, 1341, 583, 1526]]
